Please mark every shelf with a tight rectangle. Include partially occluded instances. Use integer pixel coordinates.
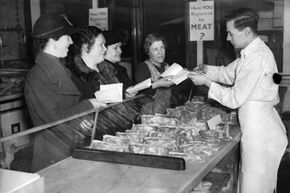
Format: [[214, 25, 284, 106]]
[[204, 171, 231, 193]]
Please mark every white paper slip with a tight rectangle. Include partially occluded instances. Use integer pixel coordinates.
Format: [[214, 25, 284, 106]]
[[94, 83, 123, 103], [161, 63, 183, 77], [171, 69, 190, 85], [126, 78, 152, 94], [207, 114, 222, 130]]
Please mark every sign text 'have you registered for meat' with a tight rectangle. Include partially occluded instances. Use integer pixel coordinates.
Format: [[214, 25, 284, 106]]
[[189, 1, 214, 41]]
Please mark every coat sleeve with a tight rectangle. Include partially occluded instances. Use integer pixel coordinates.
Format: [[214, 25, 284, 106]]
[[116, 65, 133, 90], [206, 59, 239, 85], [135, 62, 156, 95], [25, 71, 93, 125], [208, 54, 267, 109], [135, 62, 151, 83]]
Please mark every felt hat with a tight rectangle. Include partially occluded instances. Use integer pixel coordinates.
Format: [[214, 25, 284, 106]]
[[32, 14, 78, 39], [103, 30, 122, 46]]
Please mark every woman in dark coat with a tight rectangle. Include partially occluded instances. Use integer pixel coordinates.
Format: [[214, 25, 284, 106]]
[[99, 30, 133, 92], [25, 15, 106, 171], [67, 27, 140, 139]]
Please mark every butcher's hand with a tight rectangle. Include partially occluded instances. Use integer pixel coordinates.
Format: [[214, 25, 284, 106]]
[[193, 64, 208, 74], [187, 72, 212, 87]]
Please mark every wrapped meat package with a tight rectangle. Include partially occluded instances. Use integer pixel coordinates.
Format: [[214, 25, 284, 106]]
[[90, 140, 129, 152], [141, 115, 177, 126]]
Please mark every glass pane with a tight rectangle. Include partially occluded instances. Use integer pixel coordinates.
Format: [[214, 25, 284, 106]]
[[1, 95, 154, 172], [204, 0, 284, 72], [1, 109, 99, 172], [143, 0, 186, 66]]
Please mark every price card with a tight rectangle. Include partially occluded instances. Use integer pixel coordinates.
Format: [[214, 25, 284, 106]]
[[207, 114, 222, 130]]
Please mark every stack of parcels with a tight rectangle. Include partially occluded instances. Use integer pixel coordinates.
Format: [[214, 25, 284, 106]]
[[166, 96, 238, 125], [191, 181, 212, 193], [90, 97, 235, 163]]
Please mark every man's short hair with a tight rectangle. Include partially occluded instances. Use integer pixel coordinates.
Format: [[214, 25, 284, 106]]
[[225, 7, 259, 34]]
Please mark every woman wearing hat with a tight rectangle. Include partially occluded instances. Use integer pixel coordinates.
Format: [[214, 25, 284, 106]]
[[25, 14, 106, 171], [99, 30, 133, 93]]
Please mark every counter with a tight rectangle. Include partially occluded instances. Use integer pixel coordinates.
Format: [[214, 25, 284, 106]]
[[0, 169, 43, 193], [0, 69, 30, 169], [38, 126, 241, 193]]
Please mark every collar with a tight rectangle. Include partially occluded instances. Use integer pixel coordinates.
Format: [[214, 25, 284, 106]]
[[146, 59, 167, 70], [74, 55, 95, 74], [35, 52, 80, 95], [103, 59, 123, 70], [104, 59, 114, 65], [35, 52, 63, 79], [72, 55, 100, 81], [98, 59, 117, 74], [240, 37, 263, 58]]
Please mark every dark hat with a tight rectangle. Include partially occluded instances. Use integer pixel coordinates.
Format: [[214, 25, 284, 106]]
[[103, 30, 122, 46], [32, 14, 78, 39]]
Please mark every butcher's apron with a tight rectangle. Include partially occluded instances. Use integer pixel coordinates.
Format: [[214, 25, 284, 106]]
[[239, 101, 287, 193]]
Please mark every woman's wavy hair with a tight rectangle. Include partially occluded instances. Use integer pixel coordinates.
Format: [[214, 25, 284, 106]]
[[70, 26, 103, 57], [143, 33, 167, 55], [225, 7, 259, 34]]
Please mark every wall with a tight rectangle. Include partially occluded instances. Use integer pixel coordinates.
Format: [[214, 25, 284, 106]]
[[25, 0, 290, 113], [30, 0, 40, 27], [0, 0, 26, 63], [282, 0, 290, 112]]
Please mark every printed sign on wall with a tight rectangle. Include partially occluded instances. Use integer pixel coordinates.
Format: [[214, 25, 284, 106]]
[[89, 8, 108, 30], [189, 1, 214, 41]]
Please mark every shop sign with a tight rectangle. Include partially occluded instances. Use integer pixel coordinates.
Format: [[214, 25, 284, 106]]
[[89, 8, 108, 31], [189, 1, 214, 41]]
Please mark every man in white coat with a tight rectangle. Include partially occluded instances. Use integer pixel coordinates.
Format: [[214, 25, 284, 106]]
[[188, 7, 288, 193]]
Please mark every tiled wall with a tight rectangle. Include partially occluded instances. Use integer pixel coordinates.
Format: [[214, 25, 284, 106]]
[[0, 0, 26, 62]]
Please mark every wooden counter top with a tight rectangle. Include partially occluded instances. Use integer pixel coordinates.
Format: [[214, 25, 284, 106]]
[[0, 169, 43, 193], [38, 126, 241, 193]]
